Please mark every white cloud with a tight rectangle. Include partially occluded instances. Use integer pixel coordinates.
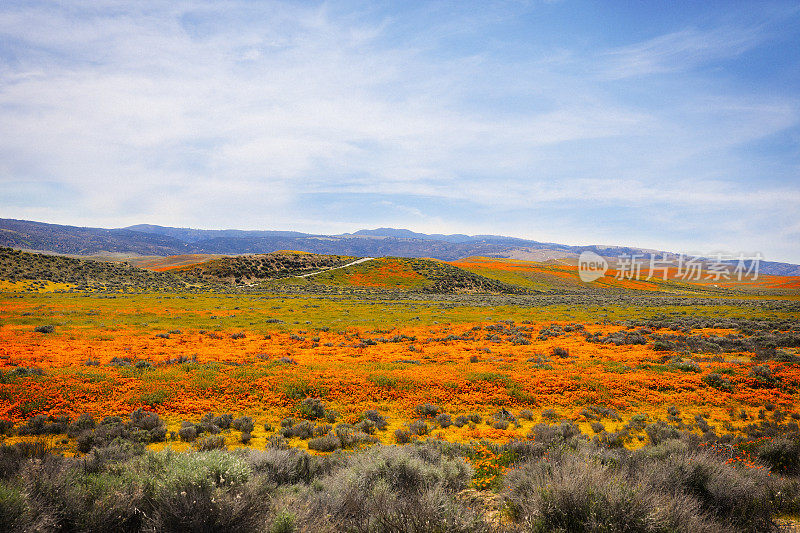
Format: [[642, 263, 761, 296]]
[[600, 26, 763, 79], [0, 1, 798, 261]]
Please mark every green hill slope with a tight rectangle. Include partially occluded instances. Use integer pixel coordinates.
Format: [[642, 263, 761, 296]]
[[0, 247, 192, 292]]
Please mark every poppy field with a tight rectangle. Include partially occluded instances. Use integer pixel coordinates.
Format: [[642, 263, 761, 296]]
[[2, 290, 798, 454], [3, 282, 800, 531]]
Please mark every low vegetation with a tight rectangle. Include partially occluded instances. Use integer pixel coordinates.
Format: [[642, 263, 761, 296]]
[[1, 246, 800, 529], [0, 430, 798, 531]]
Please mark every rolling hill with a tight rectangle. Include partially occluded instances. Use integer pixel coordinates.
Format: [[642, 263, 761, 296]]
[[0, 247, 193, 292], [1, 218, 798, 276], [2, 245, 798, 295]]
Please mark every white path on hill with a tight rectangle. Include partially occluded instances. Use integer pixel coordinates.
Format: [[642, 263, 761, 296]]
[[296, 257, 375, 278]]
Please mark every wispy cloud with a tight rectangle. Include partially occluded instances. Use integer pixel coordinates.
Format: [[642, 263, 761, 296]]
[[600, 26, 764, 79], [0, 1, 799, 261]]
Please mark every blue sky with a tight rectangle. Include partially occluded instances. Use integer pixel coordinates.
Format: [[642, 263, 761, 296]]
[[1, 1, 799, 262]]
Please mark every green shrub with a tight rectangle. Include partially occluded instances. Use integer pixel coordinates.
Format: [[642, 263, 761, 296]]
[[298, 398, 326, 420], [0, 482, 29, 531], [436, 413, 453, 428], [195, 435, 226, 451], [232, 416, 255, 433], [413, 403, 440, 418], [137, 390, 170, 406], [409, 419, 430, 436], [270, 510, 296, 533], [178, 422, 197, 442], [395, 427, 412, 444], [672, 359, 701, 372], [361, 409, 388, 430], [702, 373, 732, 391]]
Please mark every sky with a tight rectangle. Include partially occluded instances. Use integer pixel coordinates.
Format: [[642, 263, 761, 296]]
[[1, 1, 799, 263]]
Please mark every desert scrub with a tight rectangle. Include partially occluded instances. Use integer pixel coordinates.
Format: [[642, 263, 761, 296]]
[[308, 432, 342, 452], [195, 435, 226, 451], [394, 427, 412, 444], [503, 440, 781, 532], [413, 403, 441, 418], [307, 444, 484, 532], [702, 372, 733, 391], [297, 397, 327, 420], [409, 419, 430, 436], [178, 422, 197, 442], [436, 412, 453, 428], [231, 416, 255, 433], [361, 409, 389, 430]]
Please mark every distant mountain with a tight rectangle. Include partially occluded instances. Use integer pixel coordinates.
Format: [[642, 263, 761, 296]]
[[0, 218, 191, 256], [1, 218, 798, 276], [349, 228, 475, 243], [126, 224, 310, 243]]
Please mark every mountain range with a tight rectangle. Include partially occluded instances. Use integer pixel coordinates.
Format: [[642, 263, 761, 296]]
[[2, 218, 798, 276]]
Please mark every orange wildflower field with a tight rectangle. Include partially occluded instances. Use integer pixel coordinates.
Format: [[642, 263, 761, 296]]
[[1, 290, 798, 453]]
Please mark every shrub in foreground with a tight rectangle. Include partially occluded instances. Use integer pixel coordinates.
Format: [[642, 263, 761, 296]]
[[308, 444, 485, 532]]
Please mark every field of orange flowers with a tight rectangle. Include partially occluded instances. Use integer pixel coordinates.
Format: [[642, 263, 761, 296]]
[[1, 291, 798, 452]]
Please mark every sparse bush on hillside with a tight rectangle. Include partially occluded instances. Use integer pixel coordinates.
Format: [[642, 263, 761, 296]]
[[232, 416, 255, 433], [179, 422, 197, 442], [395, 427, 412, 444], [551, 346, 569, 357], [195, 435, 226, 451], [298, 397, 327, 420], [361, 409, 388, 430], [436, 413, 452, 428], [413, 403, 441, 418]]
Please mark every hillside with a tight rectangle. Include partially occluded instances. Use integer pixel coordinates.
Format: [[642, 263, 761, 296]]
[[298, 256, 531, 294], [2, 218, 799, 276], [0, 247, 193, 292], [174, 252, 355, 283], [451, 256, 800, 295]]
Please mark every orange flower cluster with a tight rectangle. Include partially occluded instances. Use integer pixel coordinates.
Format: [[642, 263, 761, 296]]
[[701, 440, 771, 473], [346, 259, 424, 288], [469, 445, 508, 490], [1, 318, 798, 446]]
